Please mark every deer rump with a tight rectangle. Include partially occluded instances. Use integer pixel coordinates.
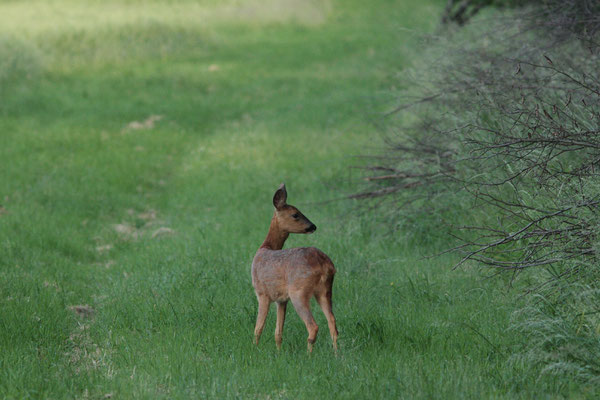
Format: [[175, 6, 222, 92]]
[[252, 247, 335, 303]]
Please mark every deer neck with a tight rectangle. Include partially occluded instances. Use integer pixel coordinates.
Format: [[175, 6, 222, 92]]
[[260, 213, 289, 250]]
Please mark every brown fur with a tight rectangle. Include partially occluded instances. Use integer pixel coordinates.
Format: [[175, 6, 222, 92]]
[[251, 184, 338, 352]]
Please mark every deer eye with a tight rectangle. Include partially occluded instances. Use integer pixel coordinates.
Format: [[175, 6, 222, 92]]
[[291, 213, 300, 219]]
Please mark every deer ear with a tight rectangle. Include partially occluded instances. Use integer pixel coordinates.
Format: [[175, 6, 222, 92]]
[[273, 183, 287, 210]]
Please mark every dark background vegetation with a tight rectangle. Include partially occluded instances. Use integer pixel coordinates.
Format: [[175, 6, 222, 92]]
[[355, 0, 600, 384]]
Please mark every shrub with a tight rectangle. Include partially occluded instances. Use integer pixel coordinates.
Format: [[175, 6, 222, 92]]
[[353, 0, 600, 383], [355, 0, 600, 280]]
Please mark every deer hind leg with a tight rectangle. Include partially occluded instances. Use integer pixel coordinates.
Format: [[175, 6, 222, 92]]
[[289, 292, 318, 353], [275, 301, 287, 350], [254, 295, 270, 345], [316, 290, 338, 351]]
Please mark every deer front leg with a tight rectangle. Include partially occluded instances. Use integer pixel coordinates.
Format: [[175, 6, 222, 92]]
[[254, 295, 270, 345], [275, 301, 287, 350], [290, 292, 318, 352]]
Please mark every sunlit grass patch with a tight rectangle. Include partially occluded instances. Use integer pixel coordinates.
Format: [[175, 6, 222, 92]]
[[0, 0, 331, 36], [0, 0, 330, 72]]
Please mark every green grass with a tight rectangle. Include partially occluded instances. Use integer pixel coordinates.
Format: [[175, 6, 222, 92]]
[[0, 0, 593, 398]]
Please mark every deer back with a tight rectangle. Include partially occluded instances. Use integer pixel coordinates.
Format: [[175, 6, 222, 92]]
[[252, 246, 335, 302]]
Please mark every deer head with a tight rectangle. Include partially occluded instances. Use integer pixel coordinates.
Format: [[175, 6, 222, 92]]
[[272, 183, 316, 234]]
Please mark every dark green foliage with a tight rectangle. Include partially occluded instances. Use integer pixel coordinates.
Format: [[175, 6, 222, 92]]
[[441, 0, 539, 25]]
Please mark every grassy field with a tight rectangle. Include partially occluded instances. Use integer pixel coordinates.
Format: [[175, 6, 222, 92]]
[[0, 1, 592, 398]]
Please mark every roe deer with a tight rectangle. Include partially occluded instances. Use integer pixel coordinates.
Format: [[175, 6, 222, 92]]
[[251, 183, 338, 352]]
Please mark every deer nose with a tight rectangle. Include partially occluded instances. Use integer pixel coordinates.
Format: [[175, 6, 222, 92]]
[[305, 224, 317, 233]]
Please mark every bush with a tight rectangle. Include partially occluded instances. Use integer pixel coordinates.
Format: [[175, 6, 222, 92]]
[[354, 0, 600, 383], [356, 0, 600, 277]]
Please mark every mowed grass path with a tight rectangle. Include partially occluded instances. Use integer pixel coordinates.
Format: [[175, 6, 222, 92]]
[[0, 1, 584, 398]]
